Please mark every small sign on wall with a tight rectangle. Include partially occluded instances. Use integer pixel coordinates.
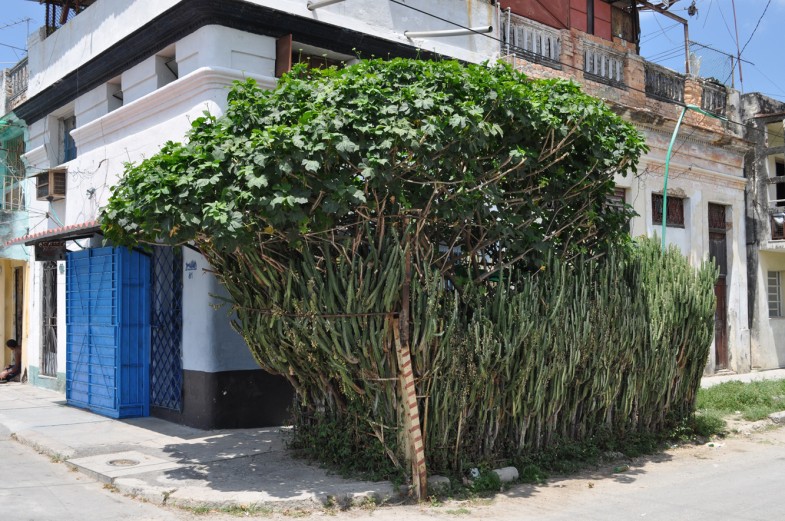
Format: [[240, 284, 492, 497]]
[[35, 241, 67, 262]]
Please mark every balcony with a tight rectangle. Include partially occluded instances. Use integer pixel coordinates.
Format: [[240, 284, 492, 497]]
[[583, 43, 625, 88], [0, 134, 25, 212], [644, 62, 685, 104], [6, 57, 28, 111], [701, 80, 727, 117], [502, 13, 561, 68]]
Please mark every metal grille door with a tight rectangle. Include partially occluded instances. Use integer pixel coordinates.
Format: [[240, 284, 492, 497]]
[[150, 246, 183, 411], [41, 261, 58, 376], [66, 247, 150, 418]]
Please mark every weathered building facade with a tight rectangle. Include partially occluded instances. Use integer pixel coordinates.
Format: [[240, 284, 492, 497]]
[[0, 57, 29, 379], [741, 93, 785, 370], [499, 0, 751, 373]]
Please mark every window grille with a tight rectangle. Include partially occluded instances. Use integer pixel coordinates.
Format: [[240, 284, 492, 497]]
[[2, 134, 25, 210], [768, 271, 782, 318], [652, 193, 685, 228], [41, 261, 58, 377]]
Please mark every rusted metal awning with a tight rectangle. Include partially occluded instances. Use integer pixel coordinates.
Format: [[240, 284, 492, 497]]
[[4, 219, 101, 247]]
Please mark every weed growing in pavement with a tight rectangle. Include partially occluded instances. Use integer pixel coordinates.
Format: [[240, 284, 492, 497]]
[[179, 504, 274, 517], [281, 507, 310, 517]]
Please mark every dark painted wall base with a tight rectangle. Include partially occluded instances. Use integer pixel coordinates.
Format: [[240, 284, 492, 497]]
[[152, 369, 294, 430]]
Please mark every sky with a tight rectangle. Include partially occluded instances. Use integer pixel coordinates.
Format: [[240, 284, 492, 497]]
[[0, 0, 782, 100], [639, 0, 785, 100]]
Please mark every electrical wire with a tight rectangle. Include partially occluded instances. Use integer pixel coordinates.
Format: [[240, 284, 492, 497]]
[[739, 0, 772, 57], [639, 21, 681, 43]]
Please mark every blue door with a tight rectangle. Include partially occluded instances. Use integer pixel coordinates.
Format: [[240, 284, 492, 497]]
[[66, 247, 150, 418]]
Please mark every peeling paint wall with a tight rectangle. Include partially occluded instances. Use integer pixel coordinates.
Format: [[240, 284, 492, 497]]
[[741, 93, 785, 371], [507, 24, 751, 373]]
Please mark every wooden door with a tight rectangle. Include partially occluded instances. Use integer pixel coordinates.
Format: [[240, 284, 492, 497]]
[[708, 204, 729, 370]]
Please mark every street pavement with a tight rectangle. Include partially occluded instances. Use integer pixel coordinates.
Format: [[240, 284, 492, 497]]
[[0, 383, 394, 512], [0, 368, 784, 519], [0, 423, 189, 521]]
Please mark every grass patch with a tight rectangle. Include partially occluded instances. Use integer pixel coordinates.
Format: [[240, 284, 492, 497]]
[[698, 379, 785, 421]]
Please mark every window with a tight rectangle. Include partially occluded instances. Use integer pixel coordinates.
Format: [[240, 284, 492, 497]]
[[61, 115, 77, 163], [652, 193, 684, 227], [773, 160, 785, 209], [2, 134, 25, 210], [607, 187, 630, 231], [768, 271, 782, 318]]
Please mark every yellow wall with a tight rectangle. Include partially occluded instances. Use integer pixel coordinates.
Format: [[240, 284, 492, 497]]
[[1, 260, 27, 369]]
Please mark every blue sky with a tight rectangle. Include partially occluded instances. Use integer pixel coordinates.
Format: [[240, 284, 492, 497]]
[[639, 0, 784, 100], [0, 0, 782, 100]]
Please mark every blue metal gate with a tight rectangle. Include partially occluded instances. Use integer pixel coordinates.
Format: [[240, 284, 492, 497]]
[[150, 246, 183, 411], [66, 247, 150, 418]]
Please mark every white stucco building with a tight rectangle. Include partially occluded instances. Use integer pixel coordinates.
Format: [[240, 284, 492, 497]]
[[8, 0, 500, 427]]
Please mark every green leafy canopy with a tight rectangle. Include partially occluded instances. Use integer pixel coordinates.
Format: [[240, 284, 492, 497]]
[[102, 58, 646, 277]]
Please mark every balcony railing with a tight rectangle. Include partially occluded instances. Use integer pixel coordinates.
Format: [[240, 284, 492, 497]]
[[6, 57, 28, 110], [583, 43, 625, 87], [701, 80, 727, 117], [1, 134, 25, 211], [644, 62, 685, 104], [502, 13, 561, 68]]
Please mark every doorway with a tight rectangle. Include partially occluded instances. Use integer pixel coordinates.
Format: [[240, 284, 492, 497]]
[[708, 204, 729, 370]]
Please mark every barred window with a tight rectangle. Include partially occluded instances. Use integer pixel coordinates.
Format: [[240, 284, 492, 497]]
[[652, 193, 684, 228], [607, 187, 630, 231], [768, 271, 782, 318]]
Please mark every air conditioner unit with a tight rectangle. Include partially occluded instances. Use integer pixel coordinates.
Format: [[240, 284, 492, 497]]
[[36, 169, 66, 201]]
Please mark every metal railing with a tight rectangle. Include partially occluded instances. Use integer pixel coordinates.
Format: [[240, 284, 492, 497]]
[[1, 134, 25, 211], [701, 80, 727, 117], [6, 57, 28, 110], [644, 62, 685, 104], [584, 43, 625, 87], [502, 13, 561, 68]]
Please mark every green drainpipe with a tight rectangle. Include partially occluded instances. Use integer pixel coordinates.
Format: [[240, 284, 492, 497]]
[[661, 103, 727, 251]]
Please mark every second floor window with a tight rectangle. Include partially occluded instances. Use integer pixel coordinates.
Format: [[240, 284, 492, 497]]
[[652, 193, 685, 228], [62, 115, 77, 163]]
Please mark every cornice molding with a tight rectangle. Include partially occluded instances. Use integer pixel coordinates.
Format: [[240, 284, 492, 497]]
[[22, 144, 49, 172], [14, 0, 440, 125], [71, 67, 276, 151], [639, 159, 748, 191]]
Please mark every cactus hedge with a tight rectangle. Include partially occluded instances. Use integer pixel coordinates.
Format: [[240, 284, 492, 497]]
[[199, 234, 716, 476]]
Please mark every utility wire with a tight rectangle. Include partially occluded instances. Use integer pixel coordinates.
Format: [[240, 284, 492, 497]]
[[0, 41, 26, 52], [0, 18, 31, 32], [640, 22, 680, 44], [739, 0, 772, 57]]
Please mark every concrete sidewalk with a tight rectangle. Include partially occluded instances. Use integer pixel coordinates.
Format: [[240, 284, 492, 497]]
[[3, 368, 785, 511], [700, 367, 785, 388], [0, 383, 395, 509]]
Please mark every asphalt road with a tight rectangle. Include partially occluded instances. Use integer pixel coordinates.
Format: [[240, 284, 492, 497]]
[[1, 420, 783, 520], [349, 423, 785, 521]]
